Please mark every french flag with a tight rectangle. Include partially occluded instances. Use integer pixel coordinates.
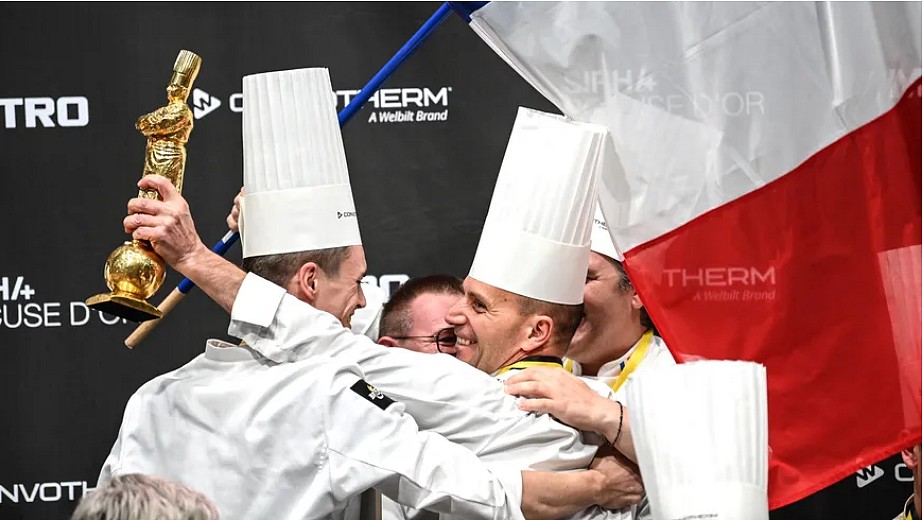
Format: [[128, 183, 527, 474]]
[[462, 1, 922, 509]]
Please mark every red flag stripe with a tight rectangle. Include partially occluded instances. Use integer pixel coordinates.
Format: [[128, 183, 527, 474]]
[[624, 79, 922, 508]]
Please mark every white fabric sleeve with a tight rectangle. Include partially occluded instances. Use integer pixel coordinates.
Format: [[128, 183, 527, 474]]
[[97, 392, 143, 485], [324, 366, 524, 520], [228, 273, 598, 472], [97, 441, 119, 485]]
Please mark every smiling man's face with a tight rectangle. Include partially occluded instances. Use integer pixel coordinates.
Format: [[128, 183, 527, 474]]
[[444, 277, 531, 374]]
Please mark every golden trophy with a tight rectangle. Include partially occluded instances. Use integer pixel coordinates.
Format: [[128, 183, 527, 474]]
[[86, 50, 202, 323]]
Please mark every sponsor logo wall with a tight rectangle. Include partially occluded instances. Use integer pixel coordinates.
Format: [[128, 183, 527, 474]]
[[0, 3, 913, 519]]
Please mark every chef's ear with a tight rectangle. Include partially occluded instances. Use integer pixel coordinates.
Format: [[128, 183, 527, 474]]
[[523, 314, 554, 353], [378, 336, 400, 348], [293, 262, 321, 305]]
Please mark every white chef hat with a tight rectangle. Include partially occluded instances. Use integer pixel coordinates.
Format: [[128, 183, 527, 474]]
[[626, 361, 770, 520], [239, 68, 361, 258], [590, 202, 624, 262], [468, 107, 608, 305]]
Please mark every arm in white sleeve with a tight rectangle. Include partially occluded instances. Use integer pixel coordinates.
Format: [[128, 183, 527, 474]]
[[325, 367, 524, 520], [229, 273, 598, 472]]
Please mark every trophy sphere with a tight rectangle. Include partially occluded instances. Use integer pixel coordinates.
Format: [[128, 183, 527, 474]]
[[104, 241, 166, 299]]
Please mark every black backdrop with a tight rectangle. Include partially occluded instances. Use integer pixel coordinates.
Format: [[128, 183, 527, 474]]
[[0, 3, 912, 519]]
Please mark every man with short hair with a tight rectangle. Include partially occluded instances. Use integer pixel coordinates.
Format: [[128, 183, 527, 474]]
[[243, 246, 367, 328], [438, 108, 601, 386], [378, 274, 463, 355], [447, 278, 584, 379], [228, 188, 377, 338], [72, 474, 219, 520]]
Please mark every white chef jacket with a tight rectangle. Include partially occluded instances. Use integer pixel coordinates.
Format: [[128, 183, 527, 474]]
[[564, 333, 676, 403], [492, 357, 643, 520], [99, 339, 524, 520], [229, 273, 598, 472], [228, 274, 639, 520], [384, 356, 615, 520]]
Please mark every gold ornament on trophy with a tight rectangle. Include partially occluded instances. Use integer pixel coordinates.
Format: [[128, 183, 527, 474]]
[[86, 50, 202, 323]]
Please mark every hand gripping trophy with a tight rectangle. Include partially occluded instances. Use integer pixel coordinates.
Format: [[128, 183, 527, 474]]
[[86, 50, 202, 323]]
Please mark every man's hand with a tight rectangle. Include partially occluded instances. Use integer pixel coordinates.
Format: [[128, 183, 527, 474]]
[[123, 175, 245, 314], [505, 366, 618, 435], [505, 366, 638, 462], [124, 174, 209, 271], [589, 448, 644, 510], [226, 187, 243, 232]]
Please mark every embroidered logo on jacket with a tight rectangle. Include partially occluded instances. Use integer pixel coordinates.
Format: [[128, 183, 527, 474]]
[[350, 379, 395, 411]]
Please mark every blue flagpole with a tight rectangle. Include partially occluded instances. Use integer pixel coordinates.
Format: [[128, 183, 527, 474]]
[[178, 2, 454, 295], [339, 2, 454, 125], [126, 2, 456, 346]]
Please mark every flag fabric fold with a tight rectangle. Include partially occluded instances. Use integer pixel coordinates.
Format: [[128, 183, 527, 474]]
[[466, 1, 922, 508]]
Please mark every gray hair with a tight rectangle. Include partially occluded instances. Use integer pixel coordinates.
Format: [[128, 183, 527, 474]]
[[72, 474, 219, 520]]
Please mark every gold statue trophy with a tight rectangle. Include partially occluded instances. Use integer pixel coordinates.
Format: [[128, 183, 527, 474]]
[[86, 50, 202, 323]]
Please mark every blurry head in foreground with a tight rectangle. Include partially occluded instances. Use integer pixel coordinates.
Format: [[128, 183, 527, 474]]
[[72, 473, 219, 520]]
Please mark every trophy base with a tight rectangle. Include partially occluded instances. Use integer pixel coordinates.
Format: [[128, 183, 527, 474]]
[[86, 293, 163, 323]]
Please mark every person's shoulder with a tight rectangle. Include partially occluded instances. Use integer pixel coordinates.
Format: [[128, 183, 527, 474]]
[[131, 351, 210, 397], [114, 353, 213, 428]]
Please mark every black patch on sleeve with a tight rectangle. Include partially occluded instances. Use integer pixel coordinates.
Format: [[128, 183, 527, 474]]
[[350, 379, 396, 411]]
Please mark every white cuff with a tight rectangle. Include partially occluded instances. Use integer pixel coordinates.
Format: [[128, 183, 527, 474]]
[[488, 465, 525, 520]]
